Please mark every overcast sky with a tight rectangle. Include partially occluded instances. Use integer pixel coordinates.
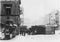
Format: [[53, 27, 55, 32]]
[[21, 0, 60, 27]]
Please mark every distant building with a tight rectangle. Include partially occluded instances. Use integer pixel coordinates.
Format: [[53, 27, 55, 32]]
[[44, 10, 60, 30]]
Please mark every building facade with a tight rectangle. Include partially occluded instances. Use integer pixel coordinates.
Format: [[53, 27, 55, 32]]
[[0, 0, 21, 25], [0, 0, 21, 39]]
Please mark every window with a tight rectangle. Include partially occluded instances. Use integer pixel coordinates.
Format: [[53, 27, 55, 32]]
[[4, 4, 12, 15], [6, 7, 11, 15]]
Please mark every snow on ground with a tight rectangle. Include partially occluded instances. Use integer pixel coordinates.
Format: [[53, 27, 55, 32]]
[[0, 31, 60, 42]]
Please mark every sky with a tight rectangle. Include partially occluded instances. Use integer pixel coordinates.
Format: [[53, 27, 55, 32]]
[[21, 0, 60, 27]]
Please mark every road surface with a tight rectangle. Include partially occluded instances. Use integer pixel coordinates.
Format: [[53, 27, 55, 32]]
[[0, 30, 60, 42]]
